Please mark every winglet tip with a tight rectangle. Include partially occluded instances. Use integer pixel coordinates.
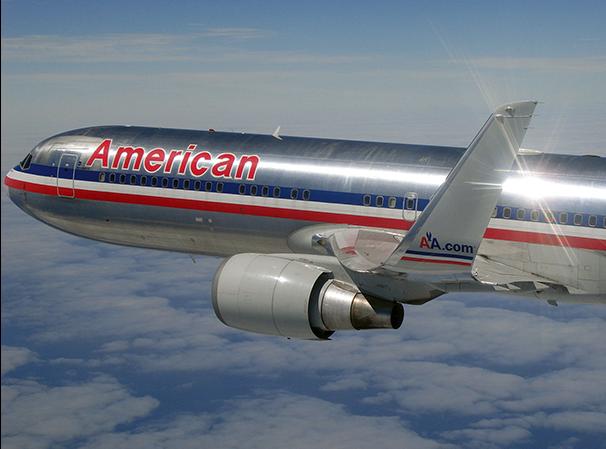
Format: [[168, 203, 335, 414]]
[[495, 100, 538, 117]]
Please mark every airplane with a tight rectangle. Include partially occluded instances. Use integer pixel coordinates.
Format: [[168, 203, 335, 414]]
[[4, 101, 606, 340]]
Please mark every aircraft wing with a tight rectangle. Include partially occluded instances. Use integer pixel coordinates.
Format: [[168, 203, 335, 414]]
[[208, 100, 601, 340], [293, 101, 601, 305], [473, 254, 560, 286], [318, 101, 537, 298]]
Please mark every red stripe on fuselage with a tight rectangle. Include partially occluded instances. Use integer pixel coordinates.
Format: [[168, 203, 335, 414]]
[[5, 175, 410, 229], [5, 175, 606, 251], [483, 228, 604, 251]]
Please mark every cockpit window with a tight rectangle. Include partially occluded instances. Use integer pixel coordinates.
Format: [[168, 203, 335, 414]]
[[19, 153, 33, 170]]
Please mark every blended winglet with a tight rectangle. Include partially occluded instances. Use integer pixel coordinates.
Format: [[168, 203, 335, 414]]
[[383, 101, 538, 272]]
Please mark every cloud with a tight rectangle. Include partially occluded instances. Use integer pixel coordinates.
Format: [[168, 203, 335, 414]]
[[540, 411, 606, 433], [442, 424, 532, 449], [1, 376, 158, 449], [1, 346, 36, 377], [442, 410, 606, 448], [80, 393, 445, 449], [0, 31, 367, 65], [461, 56, 606, 73], [195, 27, 272, 40], [2, 33, 197, 63]]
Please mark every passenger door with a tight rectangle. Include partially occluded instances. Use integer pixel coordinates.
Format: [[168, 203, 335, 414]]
[[57, 153, 79, 198], [402, 192, 418, 222]]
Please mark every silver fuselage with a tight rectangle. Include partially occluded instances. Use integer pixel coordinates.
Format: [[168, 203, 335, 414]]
[[5, 126, 606, 293]]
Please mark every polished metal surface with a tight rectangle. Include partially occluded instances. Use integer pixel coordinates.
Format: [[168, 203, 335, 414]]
[[316, 280, 358, 330], [350, 295, 404, 330], [212, 253, 331, 339], [6, 120, 606, 299]]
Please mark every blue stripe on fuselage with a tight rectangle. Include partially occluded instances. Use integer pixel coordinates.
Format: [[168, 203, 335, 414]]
[[404, 249, 475, 261], [13, 163, 606, 229]]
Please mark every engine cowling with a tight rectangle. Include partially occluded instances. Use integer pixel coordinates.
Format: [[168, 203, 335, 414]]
[[212, 254, 404, 339]]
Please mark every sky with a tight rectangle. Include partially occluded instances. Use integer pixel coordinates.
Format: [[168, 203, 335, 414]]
[[2, 1, 606, 448]]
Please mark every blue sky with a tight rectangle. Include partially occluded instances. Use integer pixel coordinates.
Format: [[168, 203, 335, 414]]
[[2, 1, 606, 448], [2, 0, 605, 154]]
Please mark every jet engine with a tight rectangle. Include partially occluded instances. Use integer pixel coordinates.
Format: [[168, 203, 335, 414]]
[[212, 253, 404, 339]]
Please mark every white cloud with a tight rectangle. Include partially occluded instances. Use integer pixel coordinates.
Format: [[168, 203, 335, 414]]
[[442, 425, 532, 449], [540, 411, 606, 433], [442, 410, 606, 448], [463, 56, 606, 73], [195, 27, 271, 40], [1, 376, 158, 449], [0, 31, 367, 65], [81, 393, 445, 449], [1, 346, 36, 377]]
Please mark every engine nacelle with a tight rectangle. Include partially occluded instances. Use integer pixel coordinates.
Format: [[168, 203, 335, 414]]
[[212, 254, 404, 339]]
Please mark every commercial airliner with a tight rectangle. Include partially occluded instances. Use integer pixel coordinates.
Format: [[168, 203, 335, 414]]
[[5, 101, 606, 339]]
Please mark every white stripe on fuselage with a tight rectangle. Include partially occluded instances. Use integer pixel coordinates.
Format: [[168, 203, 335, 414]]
[[7, 169, 606, 242]]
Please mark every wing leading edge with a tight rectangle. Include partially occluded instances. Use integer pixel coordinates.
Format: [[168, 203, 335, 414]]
[[320, 101, 542, 302], [383, 101, 537, 272]]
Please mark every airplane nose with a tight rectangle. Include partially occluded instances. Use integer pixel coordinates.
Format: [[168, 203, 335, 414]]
[[4, 168, 28, 211]]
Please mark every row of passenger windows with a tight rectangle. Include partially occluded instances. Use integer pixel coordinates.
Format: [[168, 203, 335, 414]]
[[100, 170, 404, 209], [362, 194, 399, 208], [98, 172, 311, 200], [494, 206, 604, 228], [98, 171, 605, 228]]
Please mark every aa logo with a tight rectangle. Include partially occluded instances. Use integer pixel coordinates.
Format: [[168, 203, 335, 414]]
[[419, 232, 474, 254], [420, 232, 440, 249]]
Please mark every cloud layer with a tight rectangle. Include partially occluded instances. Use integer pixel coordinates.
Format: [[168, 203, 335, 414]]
[[1, 374, 158, 449], [2, 187, 605, 448]]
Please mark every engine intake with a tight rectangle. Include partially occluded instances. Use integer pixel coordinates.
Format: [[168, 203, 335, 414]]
[[212, 254, 403, 339]]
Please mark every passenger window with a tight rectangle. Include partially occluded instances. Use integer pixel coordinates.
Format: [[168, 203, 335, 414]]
[[141, 176, 148, 186], [589, 215, 597, 227], [151, 176, 158, 187], [183, 179, 190, 190], [194, 180, 201, 191], [303, 189, 310, 201], [503, 207, 511, 219], [388, 197, 397, 208], [162, 178, 169, 188], [262, 186, 269, 197], [130, 175, 137, 185], [531, 210, 539, 221], [544, 211, 555, 223], [239, 184, 246, 194], [250, 185, 258, 196], [516, 208, 525, 220], [290, 188, 299, 200], [405, 197, 415, 210], [273, 187, 280, 198], [216, 182, 224, 193], [559, 212, 568, 224], [205, 182, 212, 192], [363, 195, 371, 206], [172, 179, 179, 188], [492, 207, 497, 218], [376, 196, 384, 207], [99, 172, 106, 182], [119, 174, 126, 184], [574, 214, 583, 225]]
